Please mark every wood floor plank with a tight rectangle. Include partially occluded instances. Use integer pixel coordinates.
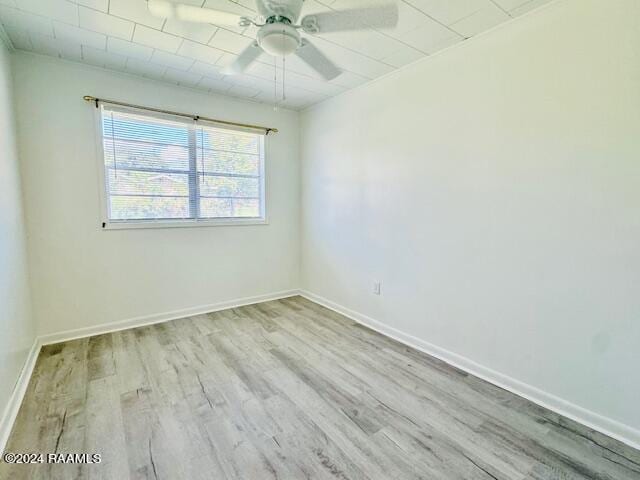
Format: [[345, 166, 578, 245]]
[[2, 296, 639, 480], [84, 376, 129, 480]]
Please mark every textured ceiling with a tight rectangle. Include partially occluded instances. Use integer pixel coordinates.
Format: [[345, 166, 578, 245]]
[[0, 0, 553, 110]]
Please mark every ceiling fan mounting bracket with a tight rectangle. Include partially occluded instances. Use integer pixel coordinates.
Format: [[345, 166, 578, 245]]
[[265, 15, 293, 25], [300, 16, 319, 34], [258, 0, 305, 24]]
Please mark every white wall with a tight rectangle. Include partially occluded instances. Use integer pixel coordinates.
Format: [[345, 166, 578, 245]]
[[0, 42, 34, 430], [301, 0, 640, 438], [13, 53, 300, 336]]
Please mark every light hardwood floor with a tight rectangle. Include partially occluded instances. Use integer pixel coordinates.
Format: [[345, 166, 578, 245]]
[[2, 296, 639, 479]]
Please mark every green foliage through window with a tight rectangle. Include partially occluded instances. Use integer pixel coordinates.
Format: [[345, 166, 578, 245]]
[[101, 106, 265, 222]]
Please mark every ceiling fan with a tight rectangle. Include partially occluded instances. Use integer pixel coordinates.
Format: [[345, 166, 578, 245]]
[[147, 0, 398, 81]]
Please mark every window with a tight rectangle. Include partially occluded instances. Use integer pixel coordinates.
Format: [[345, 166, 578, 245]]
[[97, 104, 266, 228]]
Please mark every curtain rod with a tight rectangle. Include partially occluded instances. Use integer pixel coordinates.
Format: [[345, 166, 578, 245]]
[[83, 96, 278, 135]]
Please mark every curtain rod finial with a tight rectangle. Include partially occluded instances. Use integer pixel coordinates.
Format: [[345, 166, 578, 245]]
[[84, 96, 99, 108]]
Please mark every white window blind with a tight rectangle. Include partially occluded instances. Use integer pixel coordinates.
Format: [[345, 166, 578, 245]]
[[99, 104, 265, 226]]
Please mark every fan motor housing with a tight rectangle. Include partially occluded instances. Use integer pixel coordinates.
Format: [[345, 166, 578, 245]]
[[257, 0, 304, 22], [257, 23, 301, 57]]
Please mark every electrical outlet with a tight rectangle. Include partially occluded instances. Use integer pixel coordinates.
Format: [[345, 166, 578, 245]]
[[373, 281, 381, 295]]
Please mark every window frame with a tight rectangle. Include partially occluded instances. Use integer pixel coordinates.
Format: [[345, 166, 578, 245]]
[[93, 103, 268, 230]]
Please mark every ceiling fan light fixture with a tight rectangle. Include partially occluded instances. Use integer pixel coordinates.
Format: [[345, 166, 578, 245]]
[[257, 23, 301, 57], [146, 0, 400, 82]]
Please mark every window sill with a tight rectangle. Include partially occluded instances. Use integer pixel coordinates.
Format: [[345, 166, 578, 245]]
[[101, 218, 268, 230]]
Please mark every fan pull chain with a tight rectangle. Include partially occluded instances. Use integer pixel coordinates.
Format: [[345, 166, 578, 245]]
[[273, 54, 278, 111], [282, 55, 286, 102], [281, 31, 286, 102]]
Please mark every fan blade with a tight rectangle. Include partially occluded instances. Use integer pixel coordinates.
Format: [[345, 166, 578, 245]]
[[147, 0, 242, 26], [301, 4, 398, 34], [295, 39, 341, 81], [223, 42, 263, 75]]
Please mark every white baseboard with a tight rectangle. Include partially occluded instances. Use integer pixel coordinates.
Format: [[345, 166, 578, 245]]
[[299, 289, 640, 451], [4, 289, 638, 456], [0, 338, 41, 455], [0, 289, 299, 455], [38, 289, 299, 346]]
